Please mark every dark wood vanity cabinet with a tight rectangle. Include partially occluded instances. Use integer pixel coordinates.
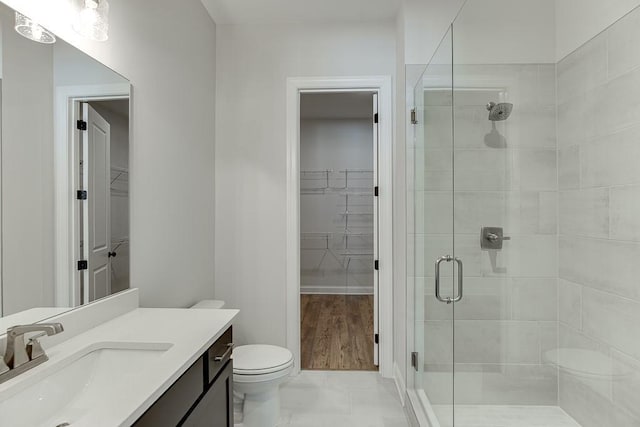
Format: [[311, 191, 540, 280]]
[[134, 327, 234, 427], [182, 361, 233, 427]]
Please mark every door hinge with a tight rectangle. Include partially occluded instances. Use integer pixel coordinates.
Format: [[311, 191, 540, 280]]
[[76, 190, 88, 200], [374, 186, 379, 197], [77, 120, 87, 131], [411, 352, 419, 371], [374, 333, 379, 344], [411, 108, 418, 125], [374, 113, 379, 124], [374, 260, 379, 271], [77, 260, 88, 271]]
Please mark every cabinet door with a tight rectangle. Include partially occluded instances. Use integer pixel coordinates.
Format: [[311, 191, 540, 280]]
[[134, 357, 205, 427], [182, 360, 234, 427]]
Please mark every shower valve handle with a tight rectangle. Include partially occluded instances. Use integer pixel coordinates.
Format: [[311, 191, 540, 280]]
[[481, 227, 510, 250], [486, 233, 510, 243]]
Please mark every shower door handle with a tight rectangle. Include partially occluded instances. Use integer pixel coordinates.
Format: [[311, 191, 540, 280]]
[[453, 257, 463, 303], [435, 255, 453, 304], [435, 255, 464, 304]]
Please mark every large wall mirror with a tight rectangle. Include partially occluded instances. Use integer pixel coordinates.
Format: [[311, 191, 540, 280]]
[[0, 1, 131, 328]]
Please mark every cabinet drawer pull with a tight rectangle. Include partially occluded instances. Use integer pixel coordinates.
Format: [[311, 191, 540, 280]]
[[213, 343, 234, 362]]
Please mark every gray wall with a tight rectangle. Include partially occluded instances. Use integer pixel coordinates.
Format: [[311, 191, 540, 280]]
[[214, 21, 396, 347], [1, 7, 54, 315], [557, 6, 640, 426]]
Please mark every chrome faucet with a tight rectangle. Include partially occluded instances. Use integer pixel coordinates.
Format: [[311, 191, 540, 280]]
[[1, 323, 64, 384]]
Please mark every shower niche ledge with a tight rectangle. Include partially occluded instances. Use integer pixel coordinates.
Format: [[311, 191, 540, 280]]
[[544, 348, 630, 380]]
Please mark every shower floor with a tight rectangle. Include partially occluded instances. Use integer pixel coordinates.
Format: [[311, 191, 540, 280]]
[[300, 294, 377, 371], [432, 405, 581, 427]]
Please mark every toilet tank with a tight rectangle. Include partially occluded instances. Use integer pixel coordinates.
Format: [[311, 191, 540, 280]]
[[191, 300, 226, 309]]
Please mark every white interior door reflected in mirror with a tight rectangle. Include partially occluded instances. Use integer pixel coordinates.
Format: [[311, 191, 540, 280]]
[[81, 103, 112, 302]]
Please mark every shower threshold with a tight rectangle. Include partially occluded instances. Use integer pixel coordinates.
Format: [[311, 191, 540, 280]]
[[432, 404, 581, 427]]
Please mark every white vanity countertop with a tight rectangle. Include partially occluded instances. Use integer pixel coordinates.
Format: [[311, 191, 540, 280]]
[[0, 307, 239, 427]]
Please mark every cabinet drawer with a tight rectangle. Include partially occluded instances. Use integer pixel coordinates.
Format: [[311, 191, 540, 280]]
[[134, 357, 205, 427], [206, 327, 233, 383]]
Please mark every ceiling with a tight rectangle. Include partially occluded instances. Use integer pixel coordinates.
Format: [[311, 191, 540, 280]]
[[200, 0, 402, 25], [300, 92, 374, 120], [90, 100, 130, 118]]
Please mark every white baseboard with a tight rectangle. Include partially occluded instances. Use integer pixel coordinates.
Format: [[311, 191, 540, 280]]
[[404, 390, 421, 427], [300, 286, 373, 295], [393, 362, 406, 406], [407, 389, 432, 427]]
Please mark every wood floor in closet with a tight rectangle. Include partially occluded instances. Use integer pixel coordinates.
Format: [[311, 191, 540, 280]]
[[300, 294, 377, 371]]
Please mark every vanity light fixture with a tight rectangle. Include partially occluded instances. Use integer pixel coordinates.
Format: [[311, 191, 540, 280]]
[[14, 12, 56, 44], [73, 0, 109, 41]]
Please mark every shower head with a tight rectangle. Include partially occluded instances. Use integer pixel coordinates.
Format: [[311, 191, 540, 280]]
[[486, 102, 513, 121]]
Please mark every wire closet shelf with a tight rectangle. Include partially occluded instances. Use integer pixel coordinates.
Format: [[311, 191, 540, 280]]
[[300, 169, 375, 288], [110, 166, 128, 197], [300, 169, 374, 195]]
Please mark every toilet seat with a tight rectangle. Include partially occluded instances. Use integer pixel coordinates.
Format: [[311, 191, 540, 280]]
[[233, 345, 294, 376]]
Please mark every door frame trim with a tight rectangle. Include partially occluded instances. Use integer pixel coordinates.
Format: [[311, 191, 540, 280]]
[[54, 83, 131, 308], [285, 76, 394, 377]]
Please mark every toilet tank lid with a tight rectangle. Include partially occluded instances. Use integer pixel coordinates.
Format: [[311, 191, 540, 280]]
[[191, 300, 226, 309]]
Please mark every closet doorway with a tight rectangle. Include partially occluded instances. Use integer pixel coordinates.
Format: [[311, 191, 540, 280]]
[[299, 91, 379, 371]]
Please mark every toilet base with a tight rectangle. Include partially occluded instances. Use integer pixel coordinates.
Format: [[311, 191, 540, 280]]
[[235, 388, 280, 427]]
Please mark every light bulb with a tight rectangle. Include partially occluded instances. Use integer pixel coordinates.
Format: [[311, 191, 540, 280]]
[[32, 23, 43, 40], [73, 0, 109, 41], [14, 12, 56, 44], [79, 7, 98, 27]]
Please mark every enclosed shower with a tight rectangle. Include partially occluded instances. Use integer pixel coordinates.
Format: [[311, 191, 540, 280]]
[[407, 0, 640, 426]]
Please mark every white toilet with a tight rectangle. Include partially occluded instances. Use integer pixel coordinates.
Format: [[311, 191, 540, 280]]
[[233, 344, 293, 426], [191, 300, 294, 427]]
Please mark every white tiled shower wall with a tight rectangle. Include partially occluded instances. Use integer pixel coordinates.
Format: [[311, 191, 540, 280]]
[[556, 7, 640, 427], [420, 63, 559, 405]]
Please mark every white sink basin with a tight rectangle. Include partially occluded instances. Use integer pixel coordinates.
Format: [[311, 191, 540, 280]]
[[0, 341, 172, 427]]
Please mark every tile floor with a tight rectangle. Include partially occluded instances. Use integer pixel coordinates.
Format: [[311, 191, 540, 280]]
[[276, 373, 582, 427], [278, 371, 409, 427], [433, 405, 581, 427]]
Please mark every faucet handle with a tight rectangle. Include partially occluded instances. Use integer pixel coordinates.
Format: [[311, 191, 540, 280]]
[[7, 323, 64, 337], [27, 333, 48, 361], [4, 323, 64, 369]]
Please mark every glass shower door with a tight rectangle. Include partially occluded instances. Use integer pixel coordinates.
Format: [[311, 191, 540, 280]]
[[412, 25, 456, 427], [450, 1, 560, 424]]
